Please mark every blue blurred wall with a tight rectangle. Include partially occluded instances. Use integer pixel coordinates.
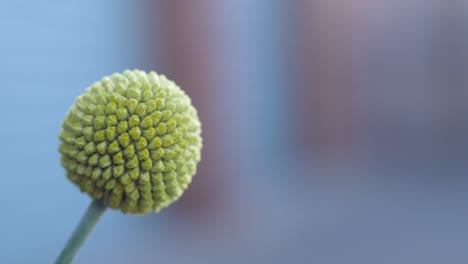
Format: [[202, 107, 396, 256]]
[[0, 1, 153, 263]]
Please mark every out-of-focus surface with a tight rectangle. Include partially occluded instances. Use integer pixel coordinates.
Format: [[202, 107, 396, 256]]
[[1, 0, 468, 263]]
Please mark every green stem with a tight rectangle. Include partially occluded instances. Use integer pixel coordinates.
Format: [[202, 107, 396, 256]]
[[55, 199, 107, 264]]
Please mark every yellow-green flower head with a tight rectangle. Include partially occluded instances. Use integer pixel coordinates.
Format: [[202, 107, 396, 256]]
[[59, 70, 202, 214]]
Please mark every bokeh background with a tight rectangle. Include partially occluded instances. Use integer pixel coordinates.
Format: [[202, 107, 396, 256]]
[[1, 0, 468, 263]]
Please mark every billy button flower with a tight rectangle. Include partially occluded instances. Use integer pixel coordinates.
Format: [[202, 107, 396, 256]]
[[55, 70, 202, 264]]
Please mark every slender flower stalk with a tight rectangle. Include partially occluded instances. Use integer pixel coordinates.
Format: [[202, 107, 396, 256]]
[[55, 200, 106, 264]]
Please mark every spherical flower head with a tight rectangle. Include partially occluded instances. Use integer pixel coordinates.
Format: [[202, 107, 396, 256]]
[[59, 70, 202, 214]]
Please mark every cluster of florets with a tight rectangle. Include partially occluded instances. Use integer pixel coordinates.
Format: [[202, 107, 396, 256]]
[[59, 70, 202, 214]]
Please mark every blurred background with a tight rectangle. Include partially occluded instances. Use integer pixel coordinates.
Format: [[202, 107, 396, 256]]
[[1, 0, 468, 263]]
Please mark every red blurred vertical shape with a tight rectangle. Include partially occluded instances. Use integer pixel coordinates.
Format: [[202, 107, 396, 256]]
[[294, 0, 359, 164], [154, 0, 225, 216]]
